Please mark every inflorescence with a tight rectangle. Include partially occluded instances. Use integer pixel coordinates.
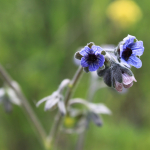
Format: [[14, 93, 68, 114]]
[[75, 34, 144, 92], [36, 34, 144, 136]]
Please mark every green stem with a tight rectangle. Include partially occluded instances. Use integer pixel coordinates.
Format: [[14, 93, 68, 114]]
[[46, 66, 83, 149], [0, 64, 47, 149]]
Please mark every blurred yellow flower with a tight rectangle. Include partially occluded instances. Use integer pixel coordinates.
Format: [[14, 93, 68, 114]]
[[106, 0, 142, 28], [64, 116, 75, 128]]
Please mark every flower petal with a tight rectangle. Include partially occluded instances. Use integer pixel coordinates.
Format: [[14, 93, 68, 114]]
[[81, 57, 89, 67], [122, 73, 135, 85], [127, 55, 142, 68], [79, 46, 90, 57], [115, 81, 123, 92], [123, 82, 133, 88], [129, 41, 144, 56], [58, 79, 70, 93], [88, 103, 111, 114], [88, 62, 100, 71], [58, 100, 66, 116], [96, 53, 105, 67], [129, 41, 143, 49], [7, 88, 21, 105], [132, 48, 144, 56], [36, 96, 51, 107], [120, 58, 131, 68], [44, 98, 59, 111], [92, 45, 103, 53], [132, 76, 137, 82], [123, 35, 136, 46]]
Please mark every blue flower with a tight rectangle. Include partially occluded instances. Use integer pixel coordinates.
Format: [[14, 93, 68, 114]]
[[75, 43, 105, 72], [119, 35, 144, 68]]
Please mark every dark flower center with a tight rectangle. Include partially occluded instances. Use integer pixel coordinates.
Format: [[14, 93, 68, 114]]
[[87, 54, 97, 62], [122, 47, 132, 61]]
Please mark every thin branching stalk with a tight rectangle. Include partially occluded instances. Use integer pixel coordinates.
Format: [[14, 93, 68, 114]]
[[75, 79, 105, 150], [0, 64, 47, 149], [47, 66, 83, 149]]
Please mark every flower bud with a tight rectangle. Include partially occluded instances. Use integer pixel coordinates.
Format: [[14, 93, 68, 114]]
[[97, 62, 136, 92]]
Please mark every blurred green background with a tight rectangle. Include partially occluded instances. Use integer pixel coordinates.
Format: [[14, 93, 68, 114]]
[[0, 0, 150, 150]]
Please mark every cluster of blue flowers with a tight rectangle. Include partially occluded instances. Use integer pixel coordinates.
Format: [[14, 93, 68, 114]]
[[75, 35, 144, 92]]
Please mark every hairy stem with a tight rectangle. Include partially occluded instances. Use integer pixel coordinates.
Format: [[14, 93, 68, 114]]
[[47, 66, 83, 149], [103, 48, 115, 53], [0, 64, 47, 149], [75, 131, 85, 150]]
